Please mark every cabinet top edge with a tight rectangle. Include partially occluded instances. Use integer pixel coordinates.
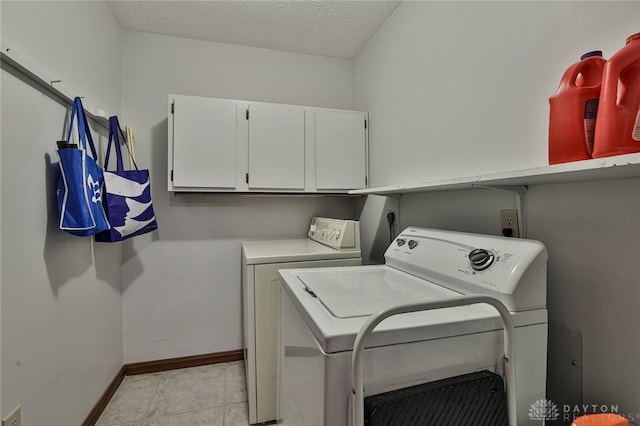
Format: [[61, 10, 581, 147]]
[[168, 94, 367, 115]]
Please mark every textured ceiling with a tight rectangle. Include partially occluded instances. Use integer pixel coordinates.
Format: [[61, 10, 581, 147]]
[[108, 1, 400, 59]]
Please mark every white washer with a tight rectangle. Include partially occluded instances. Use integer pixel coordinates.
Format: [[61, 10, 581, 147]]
[[242, 217, 361, 424], [278, 227, 548, 426]]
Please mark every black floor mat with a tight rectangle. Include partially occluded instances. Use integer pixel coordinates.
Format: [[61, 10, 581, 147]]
[[364, 370, 508, 426]]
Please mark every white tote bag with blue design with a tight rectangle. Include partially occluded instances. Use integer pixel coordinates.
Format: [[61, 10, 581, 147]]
[[95, 116, 157, 242]]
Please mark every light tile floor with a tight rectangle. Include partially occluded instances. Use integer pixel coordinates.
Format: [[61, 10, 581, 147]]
[[96, 361, 250, 426]]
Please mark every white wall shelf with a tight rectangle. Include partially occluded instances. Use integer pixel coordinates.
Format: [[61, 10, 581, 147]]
[[349, 153, 640, 195]]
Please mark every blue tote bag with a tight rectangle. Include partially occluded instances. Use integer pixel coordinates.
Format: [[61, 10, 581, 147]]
[[57, 97, 111, 236], [95, 116, 158, 242]]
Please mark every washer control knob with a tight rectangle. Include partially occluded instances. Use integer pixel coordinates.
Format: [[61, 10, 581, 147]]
[[468, 248, 495, 271], [396, 238, 406, 247], [408, 240, 418, 249]]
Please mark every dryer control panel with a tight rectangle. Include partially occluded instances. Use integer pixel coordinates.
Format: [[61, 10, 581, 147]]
[[385, 227, 548, 312], [308, 217, 360, 251]]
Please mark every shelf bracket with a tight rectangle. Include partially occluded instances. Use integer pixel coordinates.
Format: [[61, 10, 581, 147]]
[[471, 184, 528, 238]]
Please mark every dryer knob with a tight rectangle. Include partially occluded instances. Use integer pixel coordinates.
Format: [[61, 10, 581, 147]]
[[468, 248, 495, 271], [396, 238, 406, 247], [408, 240, 418, 249]]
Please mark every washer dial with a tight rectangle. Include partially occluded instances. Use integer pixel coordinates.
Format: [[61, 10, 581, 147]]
[[468, 248, 495, 271]]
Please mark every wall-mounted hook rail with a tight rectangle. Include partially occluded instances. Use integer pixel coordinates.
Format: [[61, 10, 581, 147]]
[[0, 46, 109, 129]]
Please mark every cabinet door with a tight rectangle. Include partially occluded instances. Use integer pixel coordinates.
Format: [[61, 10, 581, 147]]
[[248, 104, 305, 190], [171, 96, 237, 189], [315, 110, 367, 190]]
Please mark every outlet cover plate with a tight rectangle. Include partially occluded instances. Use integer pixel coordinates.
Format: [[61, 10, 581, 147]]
[[500, 209, 519, 238]]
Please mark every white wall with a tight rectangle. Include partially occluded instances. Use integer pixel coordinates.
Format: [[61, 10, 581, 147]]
[[1, 1, 121, 116], [120, 31, 357, 363], [354, 1, 640, 418], [527, 178, 640, 416], [0, 2, 123, 424], [354, 1, 639, 187]]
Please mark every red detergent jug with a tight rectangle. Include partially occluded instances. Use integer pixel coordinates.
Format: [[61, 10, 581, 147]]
[[549, 51, 606, 164], [593, 33, 640, 158]]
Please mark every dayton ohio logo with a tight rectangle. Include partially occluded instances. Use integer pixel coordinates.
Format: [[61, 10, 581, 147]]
[[529, 399, 560, 421]]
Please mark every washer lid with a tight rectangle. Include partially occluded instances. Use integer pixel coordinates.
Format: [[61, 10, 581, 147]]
[[242, 239, 360, 265], [299, 269, 461, 318], [280, 265, 548, 353]]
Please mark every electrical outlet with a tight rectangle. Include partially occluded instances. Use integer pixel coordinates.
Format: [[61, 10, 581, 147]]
[[386, 207, 397, 225], [500, 209, 519, 238], [386, 207, 398, 243], [2, 405, 21, 426]]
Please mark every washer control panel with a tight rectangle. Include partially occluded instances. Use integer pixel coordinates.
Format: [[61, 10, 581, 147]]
[[395, 238, 419, 249], [385, 227, 548, 311]]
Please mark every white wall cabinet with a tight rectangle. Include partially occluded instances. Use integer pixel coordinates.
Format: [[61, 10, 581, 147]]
[[168, 94, 368, 193], [248, 103, 305, 190], [171, 96, 239, 189], [315, 110, 367, 190]]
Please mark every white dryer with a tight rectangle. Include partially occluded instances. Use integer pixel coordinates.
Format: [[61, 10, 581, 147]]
[[241, 217, 361, 424], [278, 227, 548, 426]]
